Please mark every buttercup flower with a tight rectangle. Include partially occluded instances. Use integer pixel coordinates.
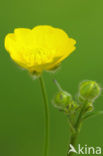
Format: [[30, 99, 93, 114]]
[[5, 25, 76, 73]]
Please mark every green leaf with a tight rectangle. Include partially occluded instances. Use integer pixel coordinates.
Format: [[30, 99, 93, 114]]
[[82, 111, 103, 120]]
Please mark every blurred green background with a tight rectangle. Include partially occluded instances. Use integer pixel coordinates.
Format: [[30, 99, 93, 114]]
[[0, 0, 103, 156]]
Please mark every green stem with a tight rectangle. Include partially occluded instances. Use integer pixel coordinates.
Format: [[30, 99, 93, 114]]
[[68, 133, 78, 156], [67, 101, 87, 156], [39, 76, 49, 156]]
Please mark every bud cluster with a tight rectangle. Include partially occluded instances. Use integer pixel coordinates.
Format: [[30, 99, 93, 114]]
[[53, 80, 101, 114]]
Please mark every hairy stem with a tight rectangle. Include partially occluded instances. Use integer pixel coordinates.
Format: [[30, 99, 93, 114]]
[[39, 76, 49, 156], [67, 101, 87, 156]]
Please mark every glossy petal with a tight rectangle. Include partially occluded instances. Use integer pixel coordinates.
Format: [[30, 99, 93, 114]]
[[5, 25, 76, 72]]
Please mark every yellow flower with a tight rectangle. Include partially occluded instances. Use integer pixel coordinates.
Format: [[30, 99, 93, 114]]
[[5, 25, 76, 73]]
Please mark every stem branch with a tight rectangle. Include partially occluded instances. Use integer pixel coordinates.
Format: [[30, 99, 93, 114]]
[[67, 101, 87, 156]]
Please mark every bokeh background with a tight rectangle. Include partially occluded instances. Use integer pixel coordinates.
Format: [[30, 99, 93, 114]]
[[0, 0, 103, 156]]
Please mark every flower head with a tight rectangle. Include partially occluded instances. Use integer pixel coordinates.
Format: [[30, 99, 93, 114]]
[[5, 25, 76, 73]]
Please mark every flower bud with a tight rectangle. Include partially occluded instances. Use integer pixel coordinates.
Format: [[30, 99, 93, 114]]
[[85, 102, 94, 112], [78, 95, 85, 103], [53, 91, 73, 111], [79, 80, 101, 101]]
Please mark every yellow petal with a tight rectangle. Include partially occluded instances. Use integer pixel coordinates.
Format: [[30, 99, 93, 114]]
[[4, 25, 76, 72]]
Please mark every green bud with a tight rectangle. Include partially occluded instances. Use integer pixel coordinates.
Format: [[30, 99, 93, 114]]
[[53, 91, 73, 111], [85, 102, 94, 112], [78, 95, 85, 103], [79, 80, 101, 101], [68, 101, 79, 112]]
